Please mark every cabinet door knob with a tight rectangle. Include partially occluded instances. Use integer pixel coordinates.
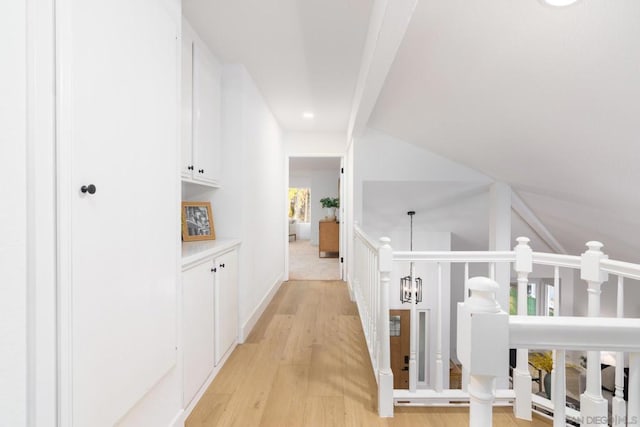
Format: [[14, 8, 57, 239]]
[[198, 169, 204, 174], [80, 184, 96, 194], [219, 263, 225, 268], [187, 165, 194, 171], [211, 267, 217, 273]]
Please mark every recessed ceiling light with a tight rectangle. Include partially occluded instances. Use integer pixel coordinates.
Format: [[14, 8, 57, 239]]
[[302, 112, 314, 119], [542, 0, 579, 6]]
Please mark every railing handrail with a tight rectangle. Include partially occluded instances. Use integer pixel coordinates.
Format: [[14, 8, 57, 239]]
[[531, 251, 581, 269], [509, 315, 640, 352], [354, 224, 381, 252], [601, 258, 640, 280], [392, 250, 515, 263]]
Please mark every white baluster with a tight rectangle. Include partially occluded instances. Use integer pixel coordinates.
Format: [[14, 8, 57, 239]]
[[409, 261, 417, 392], [378, 237, 393, 417], [464, 262, 470, 298], [457, 277, 509, 427], [580, 241, 608, 426], [373, 253, 379, 367], [490, 262, 496, 281], [628, 352, 640, 426], [514, 237, 533, 420], [552, 266, 566, 427], [435, 262, 444, 392], [369, 250, 374, 349], [462, 262, 470, 392], [612, 275, 626, 427], [553, 350, 566, 426]]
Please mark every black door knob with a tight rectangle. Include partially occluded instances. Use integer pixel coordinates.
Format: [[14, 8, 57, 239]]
[[81, 184, 96, 194], [187, 165, 194, 170], [199, 169, 204, 174], [211, 267, 217, 273], [219, 263, 225, 268]]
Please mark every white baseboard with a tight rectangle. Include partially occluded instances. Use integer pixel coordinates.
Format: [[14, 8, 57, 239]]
[[169, 409, 184, 427], [239, 274, 283, 343], [347, 276, 355, 301], [172, 340, 237, 427]]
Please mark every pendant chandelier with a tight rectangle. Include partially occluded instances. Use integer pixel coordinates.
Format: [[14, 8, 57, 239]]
[[400, 210, 422, 304]]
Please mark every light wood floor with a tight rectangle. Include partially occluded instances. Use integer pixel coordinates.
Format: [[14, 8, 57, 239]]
[[186, 280, 551, 426]]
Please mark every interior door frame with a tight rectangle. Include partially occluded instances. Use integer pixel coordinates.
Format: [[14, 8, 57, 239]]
[[284, 154, 346, 281], [23, 0, 58, 425]]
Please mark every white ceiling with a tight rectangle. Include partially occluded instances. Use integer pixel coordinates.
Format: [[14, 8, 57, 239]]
[[368, 0, 640, 260], [183, 0, 640, 261], [183, 0, 372, 132]]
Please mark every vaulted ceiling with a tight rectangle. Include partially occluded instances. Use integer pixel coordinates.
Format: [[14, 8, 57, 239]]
[[184, 0, 640, 262]]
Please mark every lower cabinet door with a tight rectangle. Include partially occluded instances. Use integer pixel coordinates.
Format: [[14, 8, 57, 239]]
[[182, 259, 215, 406], [214, 250, 238, 365]]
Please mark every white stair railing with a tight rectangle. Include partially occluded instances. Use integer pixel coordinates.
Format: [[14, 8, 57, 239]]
[[352, 224, 640, 423], [353, 224, 394, 416], [460, 276, 640, 427]]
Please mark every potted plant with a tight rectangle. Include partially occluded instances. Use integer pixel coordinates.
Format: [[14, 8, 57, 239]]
[[320, 197, 339, 220], [529, 351, 554, 399]]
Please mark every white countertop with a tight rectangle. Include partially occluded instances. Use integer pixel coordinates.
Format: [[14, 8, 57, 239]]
[[181, 239, 241, 268]]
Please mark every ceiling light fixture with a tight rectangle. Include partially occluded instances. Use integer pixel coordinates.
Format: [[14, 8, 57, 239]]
[[400, 211, 423, 304], [542, 0, 579, 6], [302, 112, 314, 119]]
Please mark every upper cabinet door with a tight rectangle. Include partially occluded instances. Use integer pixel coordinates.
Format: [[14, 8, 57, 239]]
[[192, 41, 221, 185], [181, 34, 194, 178]]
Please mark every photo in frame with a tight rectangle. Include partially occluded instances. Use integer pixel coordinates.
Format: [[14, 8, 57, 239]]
[[181, 201, 216, 241]]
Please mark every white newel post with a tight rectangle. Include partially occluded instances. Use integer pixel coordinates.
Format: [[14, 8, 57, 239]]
[[457, 277, 509, 427], [612, 275, 626, 427], [378, 237, 394, 417], [580, 241, 608, 426], [514, 237, 533, 420]]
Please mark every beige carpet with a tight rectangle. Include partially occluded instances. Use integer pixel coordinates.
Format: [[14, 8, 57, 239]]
[[288, 239, 341, 280]]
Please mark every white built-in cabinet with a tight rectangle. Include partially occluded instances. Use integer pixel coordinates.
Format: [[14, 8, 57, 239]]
[[181, 257, 215, 407], [56, 1, 180, 426], [181, 244, 239, 407], [214, 250, 239, 364], [181, 20, 222, 187]]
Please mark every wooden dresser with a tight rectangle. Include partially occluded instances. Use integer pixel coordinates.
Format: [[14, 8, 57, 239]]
[[319, 220, 339, 258]]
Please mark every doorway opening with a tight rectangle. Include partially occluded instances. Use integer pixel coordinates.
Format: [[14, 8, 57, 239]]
[[286, 156, 343, 281]]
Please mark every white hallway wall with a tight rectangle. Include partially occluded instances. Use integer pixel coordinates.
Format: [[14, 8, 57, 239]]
[[309, 170, 340, 246], [214, 64, 285, 339]]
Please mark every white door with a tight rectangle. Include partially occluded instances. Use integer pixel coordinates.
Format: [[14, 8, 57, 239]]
[[214, 250, 239, 364], [182, 260, 215, 406], [192, 41, 221, 185], [57, 0, 179, 425]]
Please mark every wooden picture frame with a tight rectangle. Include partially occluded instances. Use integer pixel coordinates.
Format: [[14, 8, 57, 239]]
[[181, 201, 216, 241]]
